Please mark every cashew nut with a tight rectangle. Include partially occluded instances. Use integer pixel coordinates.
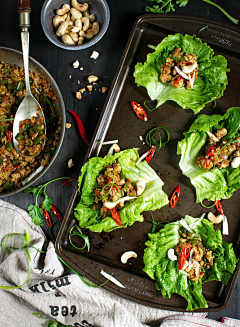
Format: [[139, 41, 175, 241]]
[[75, 17, 82, 29], [71, 0, 88, 12], [121, 251, 138, 264], [68, 158, 74, 168], [207, 131, 219, 143], [62, 34, 76, 45], [69, 32, 79, 43], [87, 75, 98, 83], [80, 22, 99, 39], [136, 180, 146, 196], [112, 143, 120, 152], [66, 12, 71, 22], [231, 156, 240, 168], [53, 14, 67, 29], [81, 17, 90, 32], [167, 248, 177, 261], [83, 10, 95, 23], [208, 212, 224, 224], [70, 7, 82, 21], [182, 62, 198, 74], [78, 36, 84, 45], [56, 4, 70, 16], [56, 21, 69, 37]]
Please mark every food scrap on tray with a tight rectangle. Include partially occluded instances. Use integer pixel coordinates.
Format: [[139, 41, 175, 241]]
[[178, 107, 240, 203], [74, 147, 169, 232], [143, 215, 238, 310], [133, 33, 229, 113]]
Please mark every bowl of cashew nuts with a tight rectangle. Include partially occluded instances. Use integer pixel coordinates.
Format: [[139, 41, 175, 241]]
[[41, 0, 110, 50]]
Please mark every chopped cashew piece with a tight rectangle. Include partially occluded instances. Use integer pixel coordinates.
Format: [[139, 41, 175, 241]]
[[88, 75, 98, 83], [231, 157, 240, 168], [112, 143, 120, 152], [66, 123, 71, 129], [68, 159, 74, 168], [207, 131, 219, 143], [76, 92, 81, 99], [136, 180, 146, 195], [208, 212, 224, 224], [56, 4, 70, 15], [73, 60, 79, 68], [168, 248, 177, 261], [87, 85, 92, 91], [90, 50, 99, 59], [121, 251, 138, 264], [102, 87, 108, 94], [79, 88, 86, 93]]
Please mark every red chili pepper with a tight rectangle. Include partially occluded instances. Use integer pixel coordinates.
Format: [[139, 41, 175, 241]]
[[40, 204, 51, 227], [62, 176, 78, 187], [11, 164, 20, 172], [107, 178, 118, 191], [182, 243, 191, 260], [206, 144, 214, 169], [146, 145, 156, 163], [5, 130, 12, 143], [170, 185, 180, 208], [178, 252, 185, 270], [215, 200, 224, 215], [176, 75, 183, 84], [51, 204, 62, 221], [68, 110, 90, 145], [131, 101, 148, 121], [110, 208, 122, 226]]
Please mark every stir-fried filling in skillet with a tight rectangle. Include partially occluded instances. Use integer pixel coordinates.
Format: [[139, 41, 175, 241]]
[[0, 61, 61, 193], [93, 160, 137, 219], [196, 127, 240, 170], [160, 47, 198, 89], [16, 113, 47, 156], [175, 232, 213, 282]]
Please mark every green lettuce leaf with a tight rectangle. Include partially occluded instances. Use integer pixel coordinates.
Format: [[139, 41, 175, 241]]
[[74, 148, 169, 232], [133, 33, 229, 114], [143, 215, 238, 310], [177, 107, 240, 202]]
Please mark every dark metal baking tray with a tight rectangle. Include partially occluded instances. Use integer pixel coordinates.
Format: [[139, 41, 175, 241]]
[[56, 14, 240, 311]]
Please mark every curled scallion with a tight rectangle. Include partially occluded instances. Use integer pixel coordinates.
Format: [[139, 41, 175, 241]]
[[69, 225, 90, 252], [146, 127, 170, 150]]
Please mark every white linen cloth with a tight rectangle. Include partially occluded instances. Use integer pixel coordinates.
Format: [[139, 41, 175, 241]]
[[0, 199, 239, 327]]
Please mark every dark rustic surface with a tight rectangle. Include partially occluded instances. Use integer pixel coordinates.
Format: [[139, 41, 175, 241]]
[[1, 0, 240, 322]]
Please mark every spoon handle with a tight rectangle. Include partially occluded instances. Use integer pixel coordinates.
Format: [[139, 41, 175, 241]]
[[18, 0, 31, 13], [21, 32, 31, 96]]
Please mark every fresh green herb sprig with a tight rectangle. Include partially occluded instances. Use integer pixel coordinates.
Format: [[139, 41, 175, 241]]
[[144, 0, 239, 25], [24, 177, 70, 226], [151, 215, 168, 233]]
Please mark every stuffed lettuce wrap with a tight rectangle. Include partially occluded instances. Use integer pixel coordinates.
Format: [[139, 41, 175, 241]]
[[74, 148, 169, 232], [177, 107, 240, 202], [143, 215, 238, 310], [134, 33, 229, 114]]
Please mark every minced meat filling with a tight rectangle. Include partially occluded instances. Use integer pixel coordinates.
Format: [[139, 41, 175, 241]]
[[196, 128, 240, 170], [93, 160, 137, 218], [160, 47, 198, 89], [175, 232, 214, 282], [0, 61, 61, 193]]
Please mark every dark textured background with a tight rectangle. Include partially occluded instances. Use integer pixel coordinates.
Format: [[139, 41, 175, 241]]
[[1, 0, 240, 322]]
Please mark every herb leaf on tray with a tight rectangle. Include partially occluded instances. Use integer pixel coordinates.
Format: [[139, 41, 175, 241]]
[[134, 33, 229, 114], [143, 215, 239, 310]]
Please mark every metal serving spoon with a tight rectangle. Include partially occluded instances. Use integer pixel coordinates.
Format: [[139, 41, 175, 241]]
[[13, 0, 46, 156]]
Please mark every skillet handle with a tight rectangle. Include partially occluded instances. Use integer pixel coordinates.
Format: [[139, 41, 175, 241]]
[[18, 0, 31, 13]]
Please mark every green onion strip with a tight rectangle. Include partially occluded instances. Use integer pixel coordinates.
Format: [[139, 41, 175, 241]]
[[146, 127, 170, 150], [0, 231, 43, 290], [69, 225, 90, 252], [200, 201, 215, 208]]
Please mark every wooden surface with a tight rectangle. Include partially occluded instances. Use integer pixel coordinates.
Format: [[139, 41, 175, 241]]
[[1, 0, 240, 322]]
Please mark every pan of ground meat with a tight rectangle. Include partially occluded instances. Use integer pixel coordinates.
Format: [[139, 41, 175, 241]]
[[0, 47, 65, 197]]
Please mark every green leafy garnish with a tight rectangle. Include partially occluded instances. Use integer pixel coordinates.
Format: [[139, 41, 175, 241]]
[[28, 204, 44, 226]]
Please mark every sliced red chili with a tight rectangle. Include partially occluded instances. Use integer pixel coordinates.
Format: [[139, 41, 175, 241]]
[[178, 252, 185, 270], [11, 164, 20, 172], [62, 176, 78, 187], [5, 130, 12, 143], [51, 204, 62, 221], [215, 200, 224, 215], [131, 101, 148, 121], [206, 144, 214, 169], [68, 110, 90, 145], [183, 243, 191, 260], [176, 75, 183, 84], [40, 204, 51, 227], [110, 208, 122, 226], [170, 185, 180, 208], [146, 145, 156, 163]]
